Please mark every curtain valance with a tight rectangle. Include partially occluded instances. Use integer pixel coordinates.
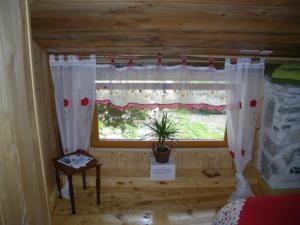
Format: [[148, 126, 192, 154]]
[[95, 65, 226, 112]]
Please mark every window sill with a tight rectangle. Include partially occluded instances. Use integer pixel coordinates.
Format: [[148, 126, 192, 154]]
[[90, 140, 228, 148]]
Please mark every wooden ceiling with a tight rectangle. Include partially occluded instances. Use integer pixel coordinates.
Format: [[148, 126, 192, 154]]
[[30, 0, 300, 58]]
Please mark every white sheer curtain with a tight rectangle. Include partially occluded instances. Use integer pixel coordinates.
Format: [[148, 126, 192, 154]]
[[50, 55, 96, 198], [225, 58, 265, 201], [96, 65, 226, 111]]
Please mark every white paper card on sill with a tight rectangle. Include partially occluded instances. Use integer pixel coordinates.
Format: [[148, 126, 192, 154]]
[[150, 156, 176, 181]]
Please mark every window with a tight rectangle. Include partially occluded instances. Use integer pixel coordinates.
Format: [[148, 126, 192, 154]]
[[90, 65, 228, 148]]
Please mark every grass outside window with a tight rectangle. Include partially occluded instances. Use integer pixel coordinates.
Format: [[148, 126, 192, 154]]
[[91, 105, 228, 148]]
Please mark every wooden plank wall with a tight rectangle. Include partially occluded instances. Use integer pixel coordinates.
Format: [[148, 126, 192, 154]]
[[30, 0, 300, 57], [0, 0, 52, 224], [31, 41, 61, 210], [89, 148, 234, 177]]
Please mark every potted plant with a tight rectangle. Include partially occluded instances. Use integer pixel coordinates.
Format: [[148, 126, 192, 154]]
[[144, 113, 178, 163]]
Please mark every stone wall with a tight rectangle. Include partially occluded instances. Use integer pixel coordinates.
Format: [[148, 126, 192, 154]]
[[258, 78, 300, 189]]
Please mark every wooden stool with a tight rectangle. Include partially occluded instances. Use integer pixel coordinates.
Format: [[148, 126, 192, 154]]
[[53, 149, 102, 214]]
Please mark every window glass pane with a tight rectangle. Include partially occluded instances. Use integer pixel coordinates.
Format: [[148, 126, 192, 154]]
[[97, 105, 226, 140]]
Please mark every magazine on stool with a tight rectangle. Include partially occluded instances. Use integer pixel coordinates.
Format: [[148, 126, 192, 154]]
[[58, 154, 92, 169]]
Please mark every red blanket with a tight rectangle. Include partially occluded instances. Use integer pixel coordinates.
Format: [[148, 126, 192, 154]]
[[239, 194, 300, 225]]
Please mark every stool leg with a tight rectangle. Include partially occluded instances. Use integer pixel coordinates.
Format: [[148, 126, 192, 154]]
[[96, 166, 101, 204], [82, 171, 86, 189], [54, 165, 62, 198], [68, 175, 76, 214]]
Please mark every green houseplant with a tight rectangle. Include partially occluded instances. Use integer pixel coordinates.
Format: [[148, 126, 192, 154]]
[[144, 113, 178, 163]]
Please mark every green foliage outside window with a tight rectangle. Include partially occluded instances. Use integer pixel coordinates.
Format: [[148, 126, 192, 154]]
[[97, 104, 226, 140]]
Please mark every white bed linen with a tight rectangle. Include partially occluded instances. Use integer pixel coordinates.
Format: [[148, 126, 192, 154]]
[[212, 199, 246, 225]]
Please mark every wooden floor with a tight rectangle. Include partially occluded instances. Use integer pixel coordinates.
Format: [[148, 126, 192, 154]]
[[52, 170, 261, 225]]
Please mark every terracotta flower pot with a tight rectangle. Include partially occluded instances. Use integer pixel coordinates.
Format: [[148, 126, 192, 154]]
[[153, 145, 171, 163]]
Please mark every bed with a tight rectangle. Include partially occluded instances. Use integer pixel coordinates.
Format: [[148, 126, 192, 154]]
[[213, 194, 300, 225]]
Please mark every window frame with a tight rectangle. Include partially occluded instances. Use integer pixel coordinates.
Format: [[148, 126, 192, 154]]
[[90, 107, 228, 148]]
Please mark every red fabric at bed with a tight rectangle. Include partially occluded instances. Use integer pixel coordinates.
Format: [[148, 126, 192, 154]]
[[238, 194, 300, 225]]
